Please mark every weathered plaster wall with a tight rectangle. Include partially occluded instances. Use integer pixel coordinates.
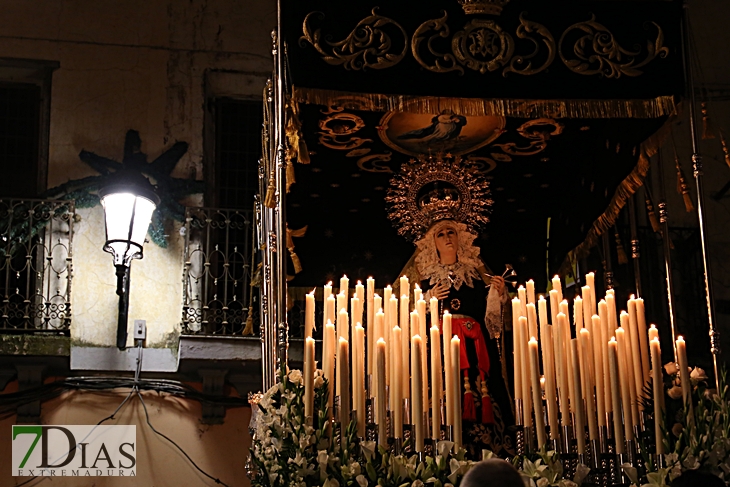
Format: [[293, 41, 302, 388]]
[[1, 382, 253, 487], [0, 0, 274, 346]]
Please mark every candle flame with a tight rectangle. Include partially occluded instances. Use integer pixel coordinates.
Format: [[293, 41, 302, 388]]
[[310, 289, 316, 295]]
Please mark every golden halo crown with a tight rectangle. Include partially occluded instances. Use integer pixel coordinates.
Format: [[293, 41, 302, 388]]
[[458, 0, 510, 16], [386, 154, 492, 241]]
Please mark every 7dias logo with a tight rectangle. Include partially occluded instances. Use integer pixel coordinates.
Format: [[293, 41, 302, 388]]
[[12, 425, 136, 477]]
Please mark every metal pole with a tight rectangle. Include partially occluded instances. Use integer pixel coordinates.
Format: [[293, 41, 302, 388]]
[[656, 157, 679, 364], [602, 232, 614, 290], [628, 196, 642, 297], [681, 2, 720, 389]]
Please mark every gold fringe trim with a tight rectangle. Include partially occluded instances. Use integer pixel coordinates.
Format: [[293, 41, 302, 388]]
[[293, 86, 677, 119], [559, 116, 675, 275]]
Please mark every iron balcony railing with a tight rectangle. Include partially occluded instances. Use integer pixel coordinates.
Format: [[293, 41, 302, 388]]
[[0, 198, 74, 333], [181, 207, 256, 335]]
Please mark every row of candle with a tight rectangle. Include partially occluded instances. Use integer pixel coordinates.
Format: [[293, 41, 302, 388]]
[[512, 273, 692, 454], [303, 275, 464, 451]]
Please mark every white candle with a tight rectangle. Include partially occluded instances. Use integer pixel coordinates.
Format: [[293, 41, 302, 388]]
[[549, 290, 560, 333], [677, 336, 691, 406], [591, 315, 606, 427], [392, 325, 403, 439], [451, 335, 462, 450], [648, 324, 659, 343], [552, 275, 563, 303], [305, 291, 315, 340], [542, 324, 559, 439], [599, 300, 613, 414], [389, 294, 398, 391], [627, 300, 644, 410], [304, 336, 315, 420], [366, 277, 374, 384], [400, 295, 410, 401], [582, 289, 592, 332], [526, 279, 536, 305], [337, 291, 347, 319], [570, 339, 586, 453], [351, 295, 362, 331], [430, 325, 443, 440], [574, 296, 584, 331], [338, 337, 350, 432], [529, 337, 547, 448], [414, 284, 422, 303], [608, 338, 625, 453], [417, 298, 428, 413], [430, 296, 440, 330], [376, 338, 387, 446], [443, 311, 453, 426], [651, 337, 664, 454], [512, 298, 523, 421], [518, 285, 527, 318], [527, 303, 538, 346], [606, 293, 618, 330], [519, 316, 532, 427], [374, 309, 384, 414], [636, 298, 650, 387], [324, 321, 336, 418], [324, 282, 333, 330], [556, 313, 571, 425], [355, 323, 366, 438], [411, 334, 425, 451], [356, 281, 365, 303], [336, 308, 349, 399], [399, 275, 410, 300], [340, 275, 349, 302], [538, 295, 549, 328], [616, 327, 635, 440], [620, 312, 640, 427], [579, 328, 598, 440], [586, 272, 596, 316], [384, 287, 393, 388]]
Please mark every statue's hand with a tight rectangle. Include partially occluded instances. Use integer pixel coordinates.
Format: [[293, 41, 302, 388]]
[[491, 275, 506, 297], [426, 281, 450, 301]]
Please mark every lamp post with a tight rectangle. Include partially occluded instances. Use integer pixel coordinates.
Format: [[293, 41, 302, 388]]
[[99, 176, 159, 350]]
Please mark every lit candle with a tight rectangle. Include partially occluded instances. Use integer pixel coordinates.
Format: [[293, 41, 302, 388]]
[[556, 313, 571, 425], [599, 300, 613, 415], [376, 338, 387, 446], [608, 337, 625, 453], [529, 337, 547, 448], [336, 308, 349, 399], [374, 309, 384, 413], [606, 293, 618, 330], [648, 324, 659, 343], [324, 282, 333, 330], [650, 337, 664, 454], [451, 335, 462, 450], [392, 325, 403, 439], [417, 298, 428, 413], [570, 339, 586, 453], [538, 295, 549, 328], [304, 336, 315, 420], [626, 300, 644, 410], [338, 337, 350, 432], [355, 323, 366, 438], [549, 290, 560, 333], [324, 321, 336, 418], [582, 289, 592, 333], [574, 295, 584, 331], [366, 277, 374, 385], [527, 303, 538, 345], [512, 298, 523, 422], [337, 291, 347, 318], [399, 275, 410, 300], [326, 293, 336, 338], [636, 298, 650, 386], [541, 324, 560, 439], [518, 285, 527, 318], [580, 328, 598, 441], [526, 279, 536, 305], [620, 312, 640, 427], [400, 295, 410, 401], [389, 293, 398, 391], [356, 280, 365, 304], [414, 284, 422, 303], [305, 291, 315, 340], [411, 334, 425, 451], [586, 272, 596, 316], [384, 286, 393, 388], [430, 325, 443, 440], [591, 315, 606, 427], [552, 275, 563, 303], [351, 296, 362, 331], [676, 336, 691, 406], [340, 275, 349, 302], [430, 296, 440, 330], [443, 311, 453, 426], [519, 317, 532, 427], [615, 327, 635, 440]]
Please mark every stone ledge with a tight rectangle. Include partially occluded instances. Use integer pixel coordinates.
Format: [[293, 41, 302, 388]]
[[0, 334, 70, 356]]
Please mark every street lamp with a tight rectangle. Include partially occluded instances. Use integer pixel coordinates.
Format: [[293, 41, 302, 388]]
[[99, 176, 159, 350]]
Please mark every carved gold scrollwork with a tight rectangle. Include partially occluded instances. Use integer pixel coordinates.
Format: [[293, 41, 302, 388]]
[[558, 15, 669, 78], [318, 111, 372, 150], [300, 9, 407, 70], [493, 118, 563, 156], [412, 12, 465, 74], [357, 152, 393, 173], [502, 14, 555, 77], [453, 19, 514, 74]]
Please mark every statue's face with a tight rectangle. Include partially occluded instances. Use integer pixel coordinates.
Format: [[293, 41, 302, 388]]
[[434, 225, 458, 257]]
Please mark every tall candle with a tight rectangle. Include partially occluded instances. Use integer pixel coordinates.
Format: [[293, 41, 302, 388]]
[[590, 315, 606, 427], [552, 275, 563, 303], [549, 290, 560, 333], [518, 285, 527, 318], [389, 294, 398, 390], [384, 287, 393, 387], [414, 284, 422, 303], [608, 338, 625, 453], [599, 300, 613, 414], [326, 294, 336, 338], [529, 337, 547, 448], [627, 298, 645, 406], [336, 309, 349, 399], [304, 336, 315, 420], [677, 336, 691, 406], [399, 275, 410, 300], [324, 282, 333, 330], [616, 327, 635, 440], [519, 317, 532, 427], [351, 296, 362, 330], [400, 295, 411, 401], [355, 324, 366, 438], [636, 298, 650, 386], [430, 325, 443, 440], [527, 303, 538, 345], [340, 275, 349, 302], [338, 337, 350, 430], [556, 313, 571, 425], [411, 335, 425, 451], [443, 311, 453, 426], [512, 298, 523, 419], [575, 295, 584, 331], [538, 295, 549, 328], [430, 296, 440, 330], [337, 291, 347, 319], [586, 272, 596, 317], [305, 291, 315, 339], [580, 329, 598, 440], [392, 325, 403, 439], [451, 335, 462, 450], [651, 337, 664, 454], [417, 298, 428, 412], [366, 277, 375, 383], [560, 303, 575, 411], [374, 309, 384, 413], [356, 281, 365, 304], [620, 313, 640, 427], [526, 279, 536, 305], [606, 293, 618, 330], [542, 324, 560, 439], [376, 338, 387, 446], [570, 339, 587, 453], [648, 324, 659, 343], [324, 322, 336, 418]]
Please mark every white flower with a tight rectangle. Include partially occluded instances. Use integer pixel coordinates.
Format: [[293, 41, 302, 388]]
[[667, 386, 683, 400], [690, 367, 708, 384], [412, 481, 425, 487], [537, 477, 550, 487], [355, 474, 368, 487], [289, 369, 303, 385], [314, 375, 324, 389], [664, 362, 678, 375]]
